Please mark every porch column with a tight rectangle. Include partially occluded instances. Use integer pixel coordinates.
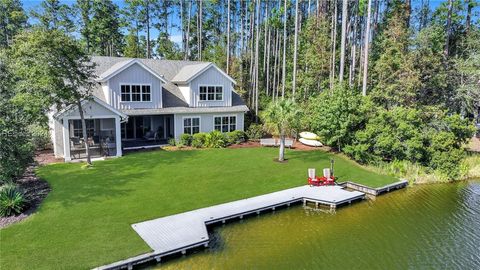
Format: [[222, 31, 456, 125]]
[[62, 118, 71, 161], [163, 116, 167, 139], [115, 116, 122, 157]]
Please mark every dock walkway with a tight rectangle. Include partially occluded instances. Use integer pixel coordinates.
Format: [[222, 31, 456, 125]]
[[96, 185, 364, 270]]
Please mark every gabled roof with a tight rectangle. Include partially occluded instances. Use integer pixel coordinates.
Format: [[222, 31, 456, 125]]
[[171, 63, 237, 85], [88, 56, 247, 110], [96, 59, 167, 83], [53, 96, 128, 120]]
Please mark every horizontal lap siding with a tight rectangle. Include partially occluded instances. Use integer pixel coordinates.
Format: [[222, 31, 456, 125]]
[[190, 66, 232, 107], [174, 112, 245, 140], [108, 63, 162, 110]]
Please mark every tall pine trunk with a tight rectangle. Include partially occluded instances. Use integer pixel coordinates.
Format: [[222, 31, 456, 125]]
[[444, 0, 453, 58], [292, 0, 299, 98], [362, 0, 372, 96], [339, 0, 348, 82], [349, 2, 358, 86], [466, 0, 473, 33], [226, 0, 231, 74], [146, 3, 151, 59], [281, 0, 287, 98], [255, 0, 261, 121], [185, 0, 191, 60], [330, 0, 338, 89]]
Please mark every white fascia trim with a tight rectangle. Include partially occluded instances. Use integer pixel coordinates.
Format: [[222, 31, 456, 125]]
[[177, 64, 237, 85], [97, 59, 167, 84]]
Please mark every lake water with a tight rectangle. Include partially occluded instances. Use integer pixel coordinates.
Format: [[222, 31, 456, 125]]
[[147, 180, 480, 269]]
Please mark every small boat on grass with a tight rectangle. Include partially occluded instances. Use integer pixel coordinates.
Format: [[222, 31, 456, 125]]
[[299, 131, 319, 140], [299, 138, 323, 147]]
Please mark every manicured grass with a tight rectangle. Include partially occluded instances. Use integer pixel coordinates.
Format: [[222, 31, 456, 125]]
[[0, 148, 396, 269]]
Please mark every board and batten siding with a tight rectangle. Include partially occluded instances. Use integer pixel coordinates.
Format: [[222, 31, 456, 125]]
[[174, 112, 245, 139], [108, 63, 162, 110], [189, 66, 233, 107]]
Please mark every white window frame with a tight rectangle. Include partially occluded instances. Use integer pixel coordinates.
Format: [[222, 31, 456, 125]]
[[198, 85, 224, 101], [213, 115, 237, 133], [182, 116, 201, 135], [119, 83, 152, 102]]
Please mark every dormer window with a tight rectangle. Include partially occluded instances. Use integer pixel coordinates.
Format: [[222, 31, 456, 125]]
[[121, 84, 151, 102], [199, 86, 223, 101]]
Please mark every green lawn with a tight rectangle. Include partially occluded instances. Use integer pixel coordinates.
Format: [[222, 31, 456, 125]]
[[0, 147, 396, 269]]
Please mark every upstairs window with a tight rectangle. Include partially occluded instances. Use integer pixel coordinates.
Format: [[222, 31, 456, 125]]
[[121, 85, 131, 101], [120, 84, 151, 102], [214, 116, 236, 132], [183, 117, 200, 135], [142, 85, 151, 101], [199, 86, 223, 101], [131, 85, 141, 101]]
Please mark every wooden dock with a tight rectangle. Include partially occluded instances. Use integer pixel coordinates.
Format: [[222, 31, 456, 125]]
[[339, 179, 409, 196], [94, 185, 364, 270]]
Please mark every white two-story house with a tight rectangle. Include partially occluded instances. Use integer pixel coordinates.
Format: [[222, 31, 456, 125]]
[[49, 56, 249, 161]]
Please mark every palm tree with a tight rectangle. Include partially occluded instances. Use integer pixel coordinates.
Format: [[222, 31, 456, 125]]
[[262, 99, 301, 162]]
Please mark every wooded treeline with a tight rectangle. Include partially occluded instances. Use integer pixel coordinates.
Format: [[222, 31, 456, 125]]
[[1, 0, 479, 119]]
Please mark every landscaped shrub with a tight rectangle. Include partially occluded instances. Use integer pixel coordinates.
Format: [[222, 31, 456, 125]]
[[226, 130, 247, 145], [205, 130, 227, 148], [29, 124, 51, 150], [245, 124, 265, 141], [343, 106, 476, 180], [0, 184, 27, 217], [0, 102, 35, 184], [191, 132, 207, 148], [168, 138, 176, 146], [179, 133, 192, 146]]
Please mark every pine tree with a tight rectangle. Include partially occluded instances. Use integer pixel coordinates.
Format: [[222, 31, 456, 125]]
[[370, 0, 420, 108], [90, 0, 123, 56], [123, 28, 146, 58], [0, 0, 28, 47], [31, 0, 74, 33]]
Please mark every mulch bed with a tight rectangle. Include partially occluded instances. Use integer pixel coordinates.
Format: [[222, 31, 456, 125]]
[[228, 140, 329, 151], [0, 152, 53, 228], [35, 149, 64, 165]]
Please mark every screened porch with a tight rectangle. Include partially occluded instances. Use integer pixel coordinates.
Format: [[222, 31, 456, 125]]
[[68, 118, 119, 159]]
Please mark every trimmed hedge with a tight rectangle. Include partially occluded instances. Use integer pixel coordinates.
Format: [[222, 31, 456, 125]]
[[205, 130, 227, 148], [179, 133, 193, 146], [246, 124, 265, 141], [192, 133, 207, 148], [226, 130, 247, 144]]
